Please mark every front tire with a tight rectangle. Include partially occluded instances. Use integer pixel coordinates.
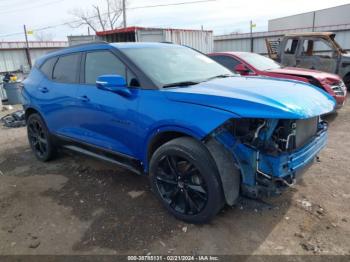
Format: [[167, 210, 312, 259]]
[[149, 137, 224, 223], [27, 113, 56, 162]]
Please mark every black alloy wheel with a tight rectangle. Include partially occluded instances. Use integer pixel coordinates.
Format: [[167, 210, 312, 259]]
[[27, 113, 56, 161], [155, 154, 208, 215], [150, 137, 224, 223]]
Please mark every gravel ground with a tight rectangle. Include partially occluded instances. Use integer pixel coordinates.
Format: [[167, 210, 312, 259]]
[[0, 102, 349, 256]]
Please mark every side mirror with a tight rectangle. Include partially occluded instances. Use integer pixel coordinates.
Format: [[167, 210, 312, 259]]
[[96, 75, 131, 96], [234, 64, 250, 75]]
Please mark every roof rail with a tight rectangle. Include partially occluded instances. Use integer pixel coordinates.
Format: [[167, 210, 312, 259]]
[[67, 41, 110, 48]]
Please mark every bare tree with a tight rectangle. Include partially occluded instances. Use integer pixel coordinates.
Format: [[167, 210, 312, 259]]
[[69, 0, 126, 33]]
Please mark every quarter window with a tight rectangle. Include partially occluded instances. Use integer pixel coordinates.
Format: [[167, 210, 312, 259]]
[[40, 57, 57, 79], [52, 54, 80, 83], [85, 51, 127, 85]]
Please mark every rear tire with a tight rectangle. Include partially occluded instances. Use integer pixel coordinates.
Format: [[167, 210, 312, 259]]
[[27, 113, 56, 162], [149, 137, 224, 223]]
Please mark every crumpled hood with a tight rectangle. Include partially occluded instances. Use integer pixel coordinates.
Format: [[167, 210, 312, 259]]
[[163, 76, 336, 119], [267, 67, 341, 82]]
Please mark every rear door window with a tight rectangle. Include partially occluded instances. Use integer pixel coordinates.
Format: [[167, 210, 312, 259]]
[[40, 57, 58, 79], [52, 53, 81, 83]]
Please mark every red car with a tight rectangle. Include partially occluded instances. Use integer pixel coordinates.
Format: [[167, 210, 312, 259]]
[[209, 52, 347, 109]]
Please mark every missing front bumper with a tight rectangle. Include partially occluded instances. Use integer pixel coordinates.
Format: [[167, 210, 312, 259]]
[[212, 123, 328, 199]]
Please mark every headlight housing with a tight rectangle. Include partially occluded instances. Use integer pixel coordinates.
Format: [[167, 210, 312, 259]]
[[225, 117, 320, 155], [322, 78, 346, 96]]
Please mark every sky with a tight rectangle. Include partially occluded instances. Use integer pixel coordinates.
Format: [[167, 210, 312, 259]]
[[1, 0, 350, 41]]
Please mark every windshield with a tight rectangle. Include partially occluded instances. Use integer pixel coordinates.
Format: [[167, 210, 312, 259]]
[[238, 52, 281, 71], [120, 45, 233, 87]]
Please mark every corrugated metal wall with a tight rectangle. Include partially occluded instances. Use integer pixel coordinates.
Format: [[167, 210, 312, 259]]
[[0, 48, 61, 73], [214, 25, 350, 54], [214, 31, 282, 54], [0, 42, 68, 73], [137, 29, 164, 42], [136, 28, 213, 53], [97, 27, 213, 53], [163, 29, 213, 53], [215, 4, 350, 55], [0, 49, 27, 73], [68, 35, 97, 46]]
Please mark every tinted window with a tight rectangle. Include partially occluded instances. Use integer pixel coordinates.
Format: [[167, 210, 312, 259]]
[[52, 54, 80, 83], [40, 57, 57, 79], [284, 39, 298, 54], [85, 51, 127, 85], [210, 55, 240, 71]]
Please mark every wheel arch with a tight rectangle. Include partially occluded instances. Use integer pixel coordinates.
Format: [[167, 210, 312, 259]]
[[25, 107, 41, 121], [144, 126, 204, 172]]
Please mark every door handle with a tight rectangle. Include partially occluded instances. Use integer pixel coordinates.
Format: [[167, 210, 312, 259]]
[[78, 95, 90, 102], [38, 87, 49, 93]]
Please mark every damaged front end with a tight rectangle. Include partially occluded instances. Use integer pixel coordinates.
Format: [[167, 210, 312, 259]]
[[209, 117, 328, 199]]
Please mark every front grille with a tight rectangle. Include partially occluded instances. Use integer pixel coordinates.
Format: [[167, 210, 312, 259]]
[[330, 82, 346, 96], [295, 117, 318, 149]]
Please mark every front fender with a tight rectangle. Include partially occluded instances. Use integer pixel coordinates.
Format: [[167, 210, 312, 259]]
[[138, 90, 239, 169]]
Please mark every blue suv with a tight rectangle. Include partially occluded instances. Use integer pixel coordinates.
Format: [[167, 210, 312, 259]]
[[22, 42, 335, 223]]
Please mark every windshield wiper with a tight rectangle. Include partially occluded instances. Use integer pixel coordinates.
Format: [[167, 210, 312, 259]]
[[203, 74, 234, 82], [162, 74, 234, 88], [163, 81, 200, 88]]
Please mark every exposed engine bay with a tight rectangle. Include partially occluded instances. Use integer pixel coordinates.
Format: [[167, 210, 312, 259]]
[[225, 117, 320, 155]]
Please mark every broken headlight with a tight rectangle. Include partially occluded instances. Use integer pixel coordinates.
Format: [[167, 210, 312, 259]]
[[226, 117, 319, 154], [226, 118, 267, 148]]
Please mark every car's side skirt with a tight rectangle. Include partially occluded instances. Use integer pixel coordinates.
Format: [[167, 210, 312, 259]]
[[54, 134, 143, 175]]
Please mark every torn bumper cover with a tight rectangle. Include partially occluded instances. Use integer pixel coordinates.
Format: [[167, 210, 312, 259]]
[[211, 120, 328, 198]]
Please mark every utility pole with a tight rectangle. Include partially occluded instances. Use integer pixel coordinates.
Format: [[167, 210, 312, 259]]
[[122, 0, 127, 28], [250, 20, 253, 52], [23, 24, 32, 69]]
